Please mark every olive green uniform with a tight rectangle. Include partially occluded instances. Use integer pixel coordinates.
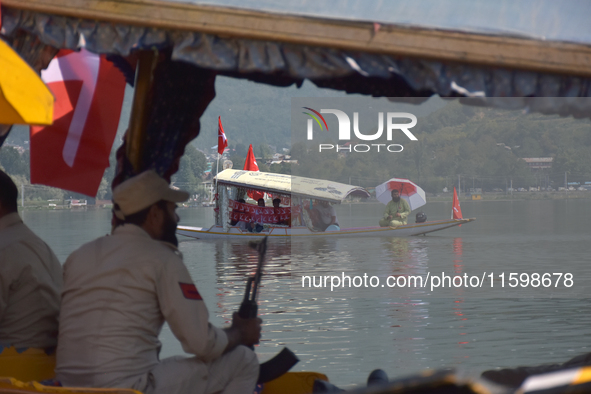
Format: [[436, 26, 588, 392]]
[[379, 199, 411, 226]]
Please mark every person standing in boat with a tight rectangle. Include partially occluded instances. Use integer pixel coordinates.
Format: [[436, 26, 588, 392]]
[[379, 189, 411, 227], [0, 170, 63, 380], [56, 170, 261, 394]]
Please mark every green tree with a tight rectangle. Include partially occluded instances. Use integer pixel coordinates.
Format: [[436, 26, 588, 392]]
[[257, 143, 272, 160], [0, 146, 28, 176], [230, 143, 244, 158], [184, 145, 208, 178], [173, 145, 208, 193]]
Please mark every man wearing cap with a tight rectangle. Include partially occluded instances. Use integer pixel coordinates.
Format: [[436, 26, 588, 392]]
[[0, 170, 62, 379], [56, 170, 261, 394], [379, 189, 411, 227]]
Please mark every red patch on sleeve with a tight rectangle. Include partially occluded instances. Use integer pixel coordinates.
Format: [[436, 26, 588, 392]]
[[179, 282, 203, 300]]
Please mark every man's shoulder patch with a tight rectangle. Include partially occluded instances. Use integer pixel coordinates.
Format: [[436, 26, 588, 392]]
[[179, 282, 203, 300]]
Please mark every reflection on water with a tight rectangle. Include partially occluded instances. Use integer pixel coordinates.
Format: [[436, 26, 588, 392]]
[[20, 199, 591, 389]]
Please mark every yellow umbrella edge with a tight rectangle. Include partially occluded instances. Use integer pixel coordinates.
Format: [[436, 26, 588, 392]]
[[0, 38, 54, 126]]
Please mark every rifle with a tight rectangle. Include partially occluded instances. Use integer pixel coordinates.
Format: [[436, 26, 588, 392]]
[[238, 237, 267, 319], [238, 236, 299, 384]]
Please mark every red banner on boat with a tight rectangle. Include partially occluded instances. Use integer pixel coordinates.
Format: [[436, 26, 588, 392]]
[[229, 199, 300, 224]]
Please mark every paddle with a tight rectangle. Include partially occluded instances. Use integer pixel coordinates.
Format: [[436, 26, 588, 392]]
[[237, 236, 299, 384]]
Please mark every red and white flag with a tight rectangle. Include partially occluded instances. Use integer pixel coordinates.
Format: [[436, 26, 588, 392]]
[[30, 49, 126, 196], [244, 144, 264, 200], [217, 116, 228, 155], [243, 144, 259, 171], [452, 186, 463, 223]]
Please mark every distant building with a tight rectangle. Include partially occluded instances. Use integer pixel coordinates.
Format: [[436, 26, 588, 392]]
[[4, 144, 26, 154], [265, 157, 297, 166], [522, 157, 553, 170], [69, 199, 87, 207]]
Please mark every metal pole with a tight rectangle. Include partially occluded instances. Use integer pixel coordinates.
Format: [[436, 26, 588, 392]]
[[215, 153, 220, 196]]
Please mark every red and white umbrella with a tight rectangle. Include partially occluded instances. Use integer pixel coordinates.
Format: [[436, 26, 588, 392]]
[[375, 178, 426, 211]]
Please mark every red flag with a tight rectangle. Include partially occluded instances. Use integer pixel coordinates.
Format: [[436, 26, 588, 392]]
[[217, 116, 227, 155], [29, 49, 126, 196], [452, 187, 463, 223], [243, 144, 259, 171], [243, 144, 264, 200]]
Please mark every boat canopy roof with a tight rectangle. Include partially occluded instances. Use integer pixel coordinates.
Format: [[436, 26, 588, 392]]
[[3, 0, 591, 118], [215, 169, 370, 204]]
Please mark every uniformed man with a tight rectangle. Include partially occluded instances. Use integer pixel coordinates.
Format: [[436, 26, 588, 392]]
[[56, 170, 261, 394], [379, 189, 411, 227], [0, 170, 62, 380]]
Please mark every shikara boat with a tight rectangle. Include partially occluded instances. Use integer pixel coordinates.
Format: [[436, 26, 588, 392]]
[[176, 169, 474, 240]]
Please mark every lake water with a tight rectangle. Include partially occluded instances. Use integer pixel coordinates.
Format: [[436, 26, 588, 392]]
[[21, 198, 591, 389]]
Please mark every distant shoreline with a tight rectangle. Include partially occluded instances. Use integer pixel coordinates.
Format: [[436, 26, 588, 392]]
[[17, 191, 591, 211], [425, 191, 591, 203]]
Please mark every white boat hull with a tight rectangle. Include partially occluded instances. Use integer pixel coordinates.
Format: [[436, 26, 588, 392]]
[[177, 218, 475, 240]]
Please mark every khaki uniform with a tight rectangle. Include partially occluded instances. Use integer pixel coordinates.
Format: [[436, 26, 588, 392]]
[[0, 213, 62, 349], [56, 224, 257, 394], [379, 199, 411, 227]]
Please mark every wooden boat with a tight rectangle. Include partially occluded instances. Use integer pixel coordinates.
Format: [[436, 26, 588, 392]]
[[177, 219, 474, 239], [177, 169, 474, 240]]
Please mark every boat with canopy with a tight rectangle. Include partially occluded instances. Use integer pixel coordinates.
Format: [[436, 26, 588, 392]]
[[176, 169, 474, 239]]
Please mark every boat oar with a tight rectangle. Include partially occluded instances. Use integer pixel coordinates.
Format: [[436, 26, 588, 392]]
[[238, 236, 299, 384]]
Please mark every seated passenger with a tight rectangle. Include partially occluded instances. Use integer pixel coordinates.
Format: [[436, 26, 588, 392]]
[[305, 200, 338, 231], [272, 198, 290, 226], [272, 198, 280, 209], [0, 170, 62, 381], [379, 189, 410, 227]]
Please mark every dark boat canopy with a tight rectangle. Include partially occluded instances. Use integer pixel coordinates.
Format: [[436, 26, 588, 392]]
[[2, 0, 591, 119]]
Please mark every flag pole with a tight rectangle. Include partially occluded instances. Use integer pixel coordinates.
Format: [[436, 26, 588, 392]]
[[216, 115, 228, 204], [215, 153, 220, 201]]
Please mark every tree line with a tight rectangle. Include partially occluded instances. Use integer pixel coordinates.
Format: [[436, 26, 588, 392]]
[[287, 102, 591, 193], [3, 100, 591, 202]]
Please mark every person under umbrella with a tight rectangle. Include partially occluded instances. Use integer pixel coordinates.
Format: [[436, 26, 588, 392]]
[[379, 189, 411, 227]]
